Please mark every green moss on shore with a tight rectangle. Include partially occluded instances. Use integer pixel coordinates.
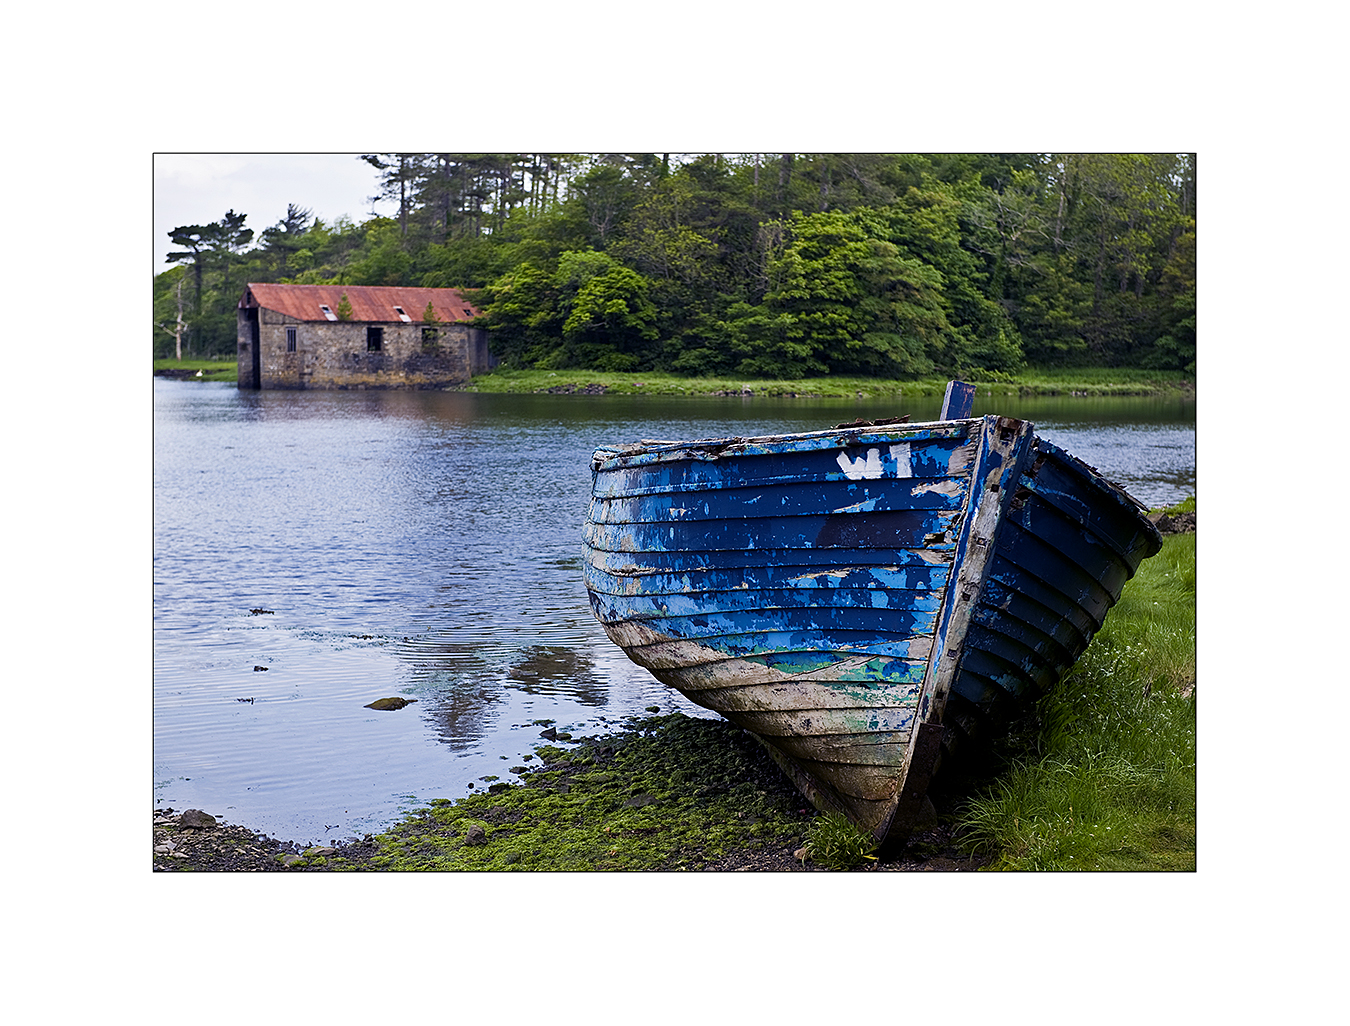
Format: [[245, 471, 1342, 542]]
[[319, 715, 816, 872]]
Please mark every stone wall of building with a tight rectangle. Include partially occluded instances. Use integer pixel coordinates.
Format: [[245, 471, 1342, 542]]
[[237, 308, 493, 389]]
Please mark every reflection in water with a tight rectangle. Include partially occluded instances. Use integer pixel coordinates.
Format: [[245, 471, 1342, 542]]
[[507, 645, 608, 702], [397, 640, 503, 749], [154, 379, 1194, 841]]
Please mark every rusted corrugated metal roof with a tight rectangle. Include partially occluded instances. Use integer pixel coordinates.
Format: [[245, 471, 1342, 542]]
[[240, 283, 481, 323]]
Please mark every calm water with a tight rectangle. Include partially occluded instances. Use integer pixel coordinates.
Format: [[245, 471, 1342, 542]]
[[153, 379, 1195, 842]]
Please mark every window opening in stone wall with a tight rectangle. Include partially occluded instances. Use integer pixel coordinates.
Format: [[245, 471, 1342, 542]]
[[286, 326, 297, 352], [421, 327, 439, 353], [367, 326, 383, 352]]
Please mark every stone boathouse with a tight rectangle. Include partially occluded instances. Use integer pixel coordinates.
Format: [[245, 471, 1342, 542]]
[[236, 283, 494, 389]]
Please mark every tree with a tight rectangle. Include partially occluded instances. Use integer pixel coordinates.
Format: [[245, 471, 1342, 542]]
[[166, 223, 211, 315], [1142, 224, 1195, 372], [346, 220, 412, 285], [203, 210, 254, 308], [259, 204, 313, 277], [560, 260, 659, 370], [163, 210, 254, 357], [360, 153, 427, 241], [476, 262, 562, 366], [1034, 153, 1192, 363], [153, 266, 189, 360]]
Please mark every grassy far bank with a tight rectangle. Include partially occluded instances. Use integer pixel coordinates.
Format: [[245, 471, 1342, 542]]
[[285, 501, 1194, 873], [463, 367, 1193, 398], [152, 358, 237, 382], [155, 359, 1194, 398]]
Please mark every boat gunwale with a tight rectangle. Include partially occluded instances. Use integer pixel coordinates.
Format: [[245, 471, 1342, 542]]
[[591, 418, 977, 470]]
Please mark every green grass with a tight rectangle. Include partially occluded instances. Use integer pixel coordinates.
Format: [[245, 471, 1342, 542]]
[[802, 813, 880, 870], [153, 358, 237, 382], [462, 367, 1192, 398], [953, 530, 1197, 871], [152, 360, 1191, 397]]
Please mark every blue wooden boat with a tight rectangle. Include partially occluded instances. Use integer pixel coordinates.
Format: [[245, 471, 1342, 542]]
[[582, 383, 1162, 846]]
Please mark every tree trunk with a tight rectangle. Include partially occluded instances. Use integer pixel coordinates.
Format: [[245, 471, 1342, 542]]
[[175, 276, 184, 361], [399, 155, 409, 242]]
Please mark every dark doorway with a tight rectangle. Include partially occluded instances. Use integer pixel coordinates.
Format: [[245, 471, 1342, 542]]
[[244, 308, 261, 389]]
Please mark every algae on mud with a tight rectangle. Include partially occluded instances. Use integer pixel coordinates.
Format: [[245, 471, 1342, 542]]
[[312, 714, 818, 871]]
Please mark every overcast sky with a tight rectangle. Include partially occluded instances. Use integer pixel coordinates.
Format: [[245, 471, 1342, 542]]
[[153, 154, 393, 278]]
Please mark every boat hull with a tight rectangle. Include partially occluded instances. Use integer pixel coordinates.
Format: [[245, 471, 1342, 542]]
[[582, 415, 1161, 844]]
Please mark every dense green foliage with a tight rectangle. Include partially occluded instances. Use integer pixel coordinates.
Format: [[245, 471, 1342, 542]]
[[954, 526, 1197, 871], [154, 153, 1195, 375]]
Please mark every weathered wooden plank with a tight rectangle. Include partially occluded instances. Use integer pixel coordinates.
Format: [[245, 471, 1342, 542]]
[[655, 650, 931, 692], [584, 561, 951, 599], [592, 422, 973, 472], [674, 678, 924, 715], [582, 507, 964, 553], [587, 475, 970, 525], [940, 380, 977, 419], [608, 627, 938, 668], [586, 545, 955, 575], [587, 585, 945, 622], [593, 436, 979, 498], [726, 707, 917, 742]]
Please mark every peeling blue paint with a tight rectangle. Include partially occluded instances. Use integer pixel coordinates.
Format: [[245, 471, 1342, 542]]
[[582, 412, 1163, 843]]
